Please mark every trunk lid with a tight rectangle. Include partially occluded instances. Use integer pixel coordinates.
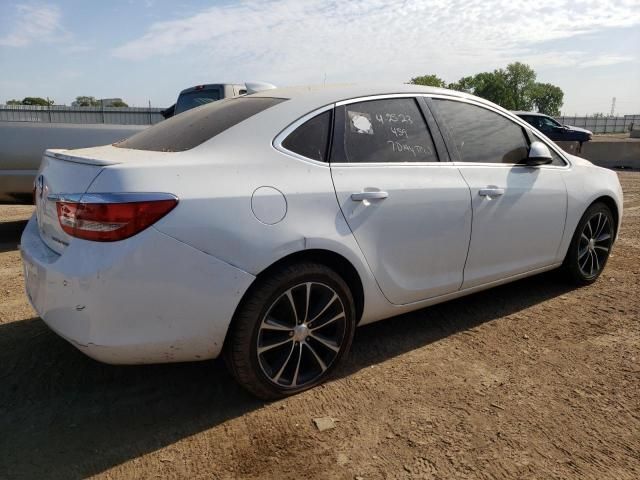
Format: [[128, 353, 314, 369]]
[[35, 149, 107, 254]]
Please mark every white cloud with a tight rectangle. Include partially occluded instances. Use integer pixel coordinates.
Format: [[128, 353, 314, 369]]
[[111, 0, 640, 84], [61, 44, 93, 54], [517, 51, 636, 69], [579, 55, 635, 67], [0, 3, 67, 47]]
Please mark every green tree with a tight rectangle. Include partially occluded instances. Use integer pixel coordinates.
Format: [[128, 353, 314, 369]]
[[6, 97, 54, 106], [409, 74, 446, 88], [468, 70, 512, 108], [447, 76, 475, 93], [110, 100, 129, 107], [73, 96, 100, 107], [504, 62, 536, 111], [530, 83, 563, 116], [415, 62, 564, 114]]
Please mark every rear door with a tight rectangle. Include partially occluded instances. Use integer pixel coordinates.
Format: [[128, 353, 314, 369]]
[[329, 96, 472, 305], [430, 98, 568, 288]]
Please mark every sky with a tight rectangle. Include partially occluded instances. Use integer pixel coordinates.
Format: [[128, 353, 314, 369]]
[[0, 0, 639, 114]]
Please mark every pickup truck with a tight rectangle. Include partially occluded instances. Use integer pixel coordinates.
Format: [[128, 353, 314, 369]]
[[161, 83, 247, 119], [0, 82, 274, 203]]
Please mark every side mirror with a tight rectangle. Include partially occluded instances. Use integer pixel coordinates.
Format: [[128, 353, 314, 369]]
[[523, 141, 553, 166]]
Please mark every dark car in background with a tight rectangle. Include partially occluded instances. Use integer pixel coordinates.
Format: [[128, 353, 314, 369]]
[[515, 111, 593, 145]]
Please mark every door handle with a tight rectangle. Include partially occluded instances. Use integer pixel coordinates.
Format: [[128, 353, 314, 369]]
[[478, 187, 505, 198], [351, 191, 389, 202]]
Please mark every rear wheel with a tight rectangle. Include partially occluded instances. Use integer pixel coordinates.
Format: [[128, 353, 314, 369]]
[[562, 202, 615, 285], [224, 262, 356, 399]]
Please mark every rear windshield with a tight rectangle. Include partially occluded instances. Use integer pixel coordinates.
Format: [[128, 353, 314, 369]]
[[115, 97, 287, 152], [174, 88, 221, 115]]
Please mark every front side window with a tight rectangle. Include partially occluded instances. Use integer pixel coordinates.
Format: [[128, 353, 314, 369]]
[[540, 116, 562, 130], [115, 97, 287, 152], [282, 109, 332, 162], [432, 100, 529, 164], [335, 98, 438, 163]]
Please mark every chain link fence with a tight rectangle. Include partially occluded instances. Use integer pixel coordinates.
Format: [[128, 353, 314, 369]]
[[0, 104, 164, 125], [2, 105, 638, 133]]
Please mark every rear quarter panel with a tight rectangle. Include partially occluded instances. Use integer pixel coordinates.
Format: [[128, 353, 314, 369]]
[[85, 109, 394, 324]]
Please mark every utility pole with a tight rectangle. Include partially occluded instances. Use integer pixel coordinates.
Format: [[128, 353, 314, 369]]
[[610, 97, 616, 117]]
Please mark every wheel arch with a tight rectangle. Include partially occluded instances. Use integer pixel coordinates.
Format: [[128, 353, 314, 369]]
[[223, 248, 366, 355], [248, 249, 365, 324], [561, 194, 620, 264], [591, 195, 620, 236]]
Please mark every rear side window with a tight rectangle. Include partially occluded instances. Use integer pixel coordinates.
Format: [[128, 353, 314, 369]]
[[433, 99, 529, 164], [282, 109, 332, 162], [334, 98, 438, 163], [115, 97, 287, 152]]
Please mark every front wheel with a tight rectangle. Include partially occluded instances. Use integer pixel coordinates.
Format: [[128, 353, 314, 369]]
[[562, 202, 615, 285], [224, 262, 356, 399]]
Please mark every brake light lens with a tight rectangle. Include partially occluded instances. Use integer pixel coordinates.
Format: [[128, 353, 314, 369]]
[[55, 196, 178, 242]]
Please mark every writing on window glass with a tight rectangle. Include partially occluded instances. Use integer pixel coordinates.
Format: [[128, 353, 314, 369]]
[[344, 100, 437, 163], [363, 109, 431, 157], [375, 113, 414, 125], [386, 141, 428, 157]]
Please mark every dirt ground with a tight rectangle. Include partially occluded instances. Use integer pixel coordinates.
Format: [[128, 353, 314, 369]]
[[1, 174, 638, 480]]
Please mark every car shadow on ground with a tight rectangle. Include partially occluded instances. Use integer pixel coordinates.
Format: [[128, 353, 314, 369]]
[[0, 220, 28, 253], [0, 269, 575, 479]]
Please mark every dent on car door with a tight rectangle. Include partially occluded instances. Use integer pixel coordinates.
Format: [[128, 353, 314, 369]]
[[329, 97, 472, 305], [429, 98, 568, 288]]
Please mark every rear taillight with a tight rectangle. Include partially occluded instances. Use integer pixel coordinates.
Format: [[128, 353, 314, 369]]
[[54, 193, 178, 242]]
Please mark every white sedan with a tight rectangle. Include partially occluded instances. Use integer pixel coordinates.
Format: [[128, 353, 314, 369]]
[[21, 85, 623, 399]]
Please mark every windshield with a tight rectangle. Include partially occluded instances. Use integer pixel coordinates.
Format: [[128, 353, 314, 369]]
[[174, 88, 222, 115]]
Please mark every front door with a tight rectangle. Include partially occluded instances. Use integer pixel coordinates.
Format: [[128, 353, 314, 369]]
[[430, 98, 568, 288], [330, 97, 472, 305]]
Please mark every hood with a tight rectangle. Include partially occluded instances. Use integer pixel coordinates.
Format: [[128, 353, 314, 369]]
[[564, 124, 592, 135]]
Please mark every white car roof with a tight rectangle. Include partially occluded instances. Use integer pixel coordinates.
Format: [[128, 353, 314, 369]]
[[200, 83, 521, 151], [251, 83, 475, 110]]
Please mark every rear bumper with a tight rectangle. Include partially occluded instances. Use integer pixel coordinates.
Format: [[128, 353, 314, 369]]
[[20, 215, 255, 364]]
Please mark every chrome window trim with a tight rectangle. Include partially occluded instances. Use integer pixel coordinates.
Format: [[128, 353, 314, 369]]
[[274, 92, 570, 169], [335, 93, 427, 106], [273, 103, 335, 167], [329, 162, 457, 168], [48, 192, 179, 204]]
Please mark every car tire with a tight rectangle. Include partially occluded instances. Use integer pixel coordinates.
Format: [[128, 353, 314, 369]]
[[562, 202, 615, 285], [224, 262, 356, 400]]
